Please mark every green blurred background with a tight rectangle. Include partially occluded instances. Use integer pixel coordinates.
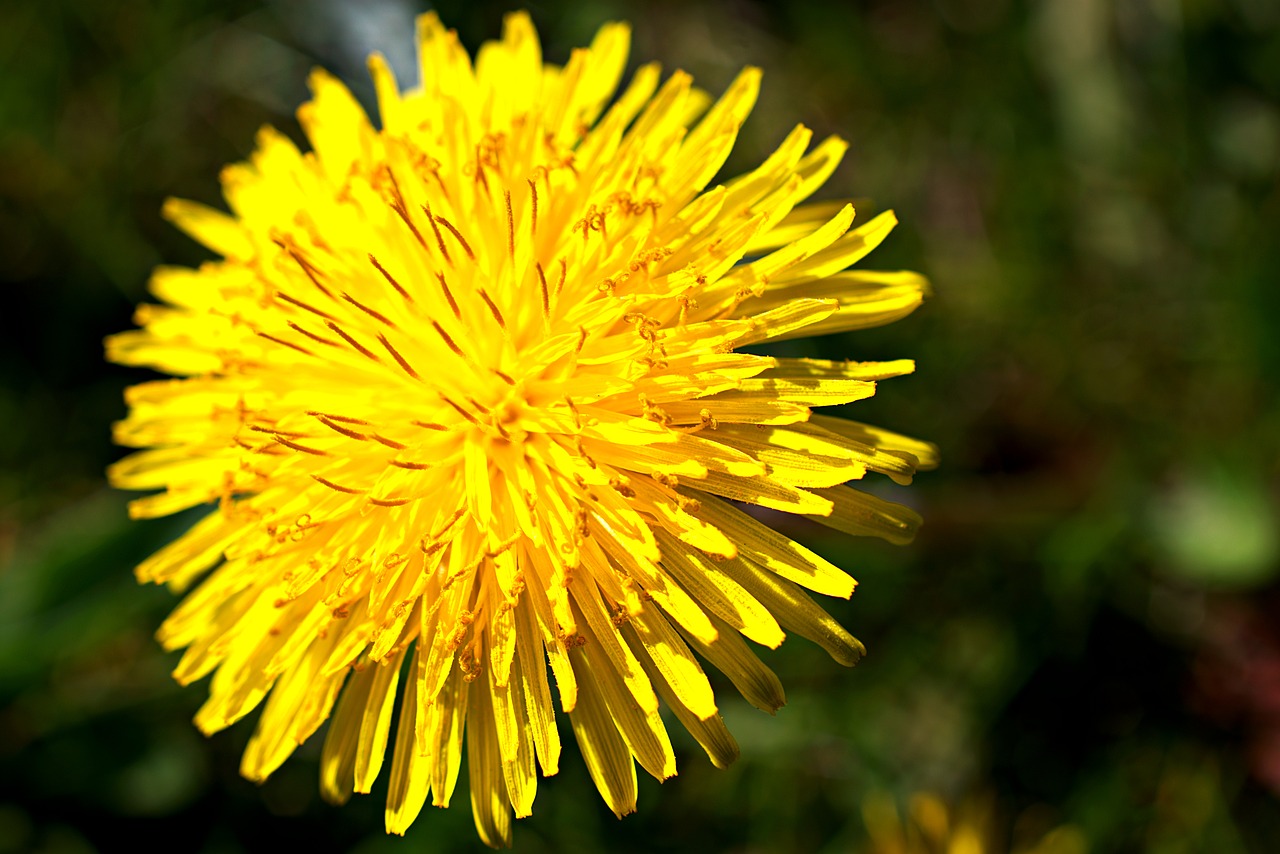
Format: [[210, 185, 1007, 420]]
[[2, 0, 1279, 851]]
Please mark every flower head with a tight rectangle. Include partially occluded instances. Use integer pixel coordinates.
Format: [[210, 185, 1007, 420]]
[[863, 791, 1088, 854], [108, 11, 935, 847]]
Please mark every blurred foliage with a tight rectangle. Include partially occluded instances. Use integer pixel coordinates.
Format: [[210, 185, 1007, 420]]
[[2, 0, 1279, 851]]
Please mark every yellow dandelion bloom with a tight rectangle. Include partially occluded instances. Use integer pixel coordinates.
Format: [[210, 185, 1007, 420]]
[[863, 791, 1089, 854], [108, 11, 935, 847]]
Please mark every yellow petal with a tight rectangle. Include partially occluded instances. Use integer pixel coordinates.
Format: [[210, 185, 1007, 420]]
[[679, 613, 786, 714], [568, 648, 637, 818], [690, 494, 855, 598], [656, 530, 785, 648], [385, 650, 429, 835], [805, 485, 923, 545], [466, 676, 513, 848]]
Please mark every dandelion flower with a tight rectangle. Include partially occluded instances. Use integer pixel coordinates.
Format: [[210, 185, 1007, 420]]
[[108, 11, 935, 847], [862, 791, 1089, 854]]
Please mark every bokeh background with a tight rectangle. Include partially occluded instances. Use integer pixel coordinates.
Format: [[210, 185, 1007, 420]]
[[3, 0, 1279, 851]]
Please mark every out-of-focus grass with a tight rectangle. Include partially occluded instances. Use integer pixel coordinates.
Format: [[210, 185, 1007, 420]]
[[2, 0, 1279, 851]]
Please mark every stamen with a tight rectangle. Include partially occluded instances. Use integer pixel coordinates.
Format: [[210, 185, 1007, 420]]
[[312, 474, 365, 494], [368, 496, 412, 507], [411, 420, 450, 431], [256, 331, 313, 357], [430, 320, 468, 359], [573, 437, 597, 469], [677, 293, 698, 326], [527, 179, 538, 238], [249, 424, 305, 437], [389, 199, 430, 253], [433, 213, 476, 260], [485, 532, 521, 557], [378, 333, 421, 380], [342, 292, 397, 327], [274, 436, 328, 456], [674, 408, 718, 435], [368, 254, 413, 302], [505, 189, 515, 261], [277, 291, 337, 321], [536, 262, 550, 318], [275, 239, 334, 298], [390, 459, 432, 470], [309, 412, 369, 425], [492, 367, 516, 385], [436, 272, 462, 319], [609, 476, 636, 498], [563, 395, 582, 429], [442, 396, 482, 426], [286, 321, 341, 348], [371, 433, 408, 450], [477, 287, 506, 330], [326, 321, 382, 362], [435, 507, 467, 538], [315, 415, 371, 440], [421, 202, 453, 265]]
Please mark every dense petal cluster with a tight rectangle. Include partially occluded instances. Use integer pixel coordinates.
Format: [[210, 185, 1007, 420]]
[[108, 12, 935, 847]]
